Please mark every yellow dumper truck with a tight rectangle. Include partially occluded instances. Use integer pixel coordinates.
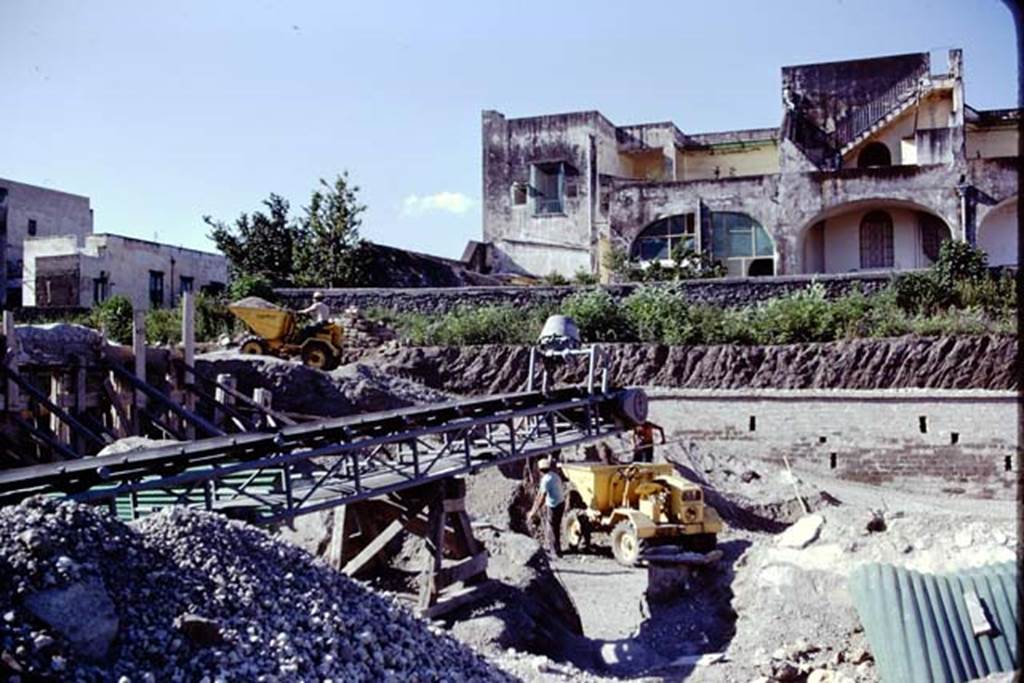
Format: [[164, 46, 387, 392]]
[[559, 462, 722, 565], [228, 297, 344, 371]]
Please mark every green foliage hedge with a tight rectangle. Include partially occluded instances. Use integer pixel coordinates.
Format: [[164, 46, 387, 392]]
[[376, 243, 1015, 347]]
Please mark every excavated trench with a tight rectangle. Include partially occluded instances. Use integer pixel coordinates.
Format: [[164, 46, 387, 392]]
[[195, 338, 1014, 678]]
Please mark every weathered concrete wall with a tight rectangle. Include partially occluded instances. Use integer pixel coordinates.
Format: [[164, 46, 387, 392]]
[[648, 388, 1017, 499], [482, 50, 1020, 279], [0, 178, 93, 288], [277, 271, 892, 315], [482, 111, 614, 276], [978, 198, 1018, 267], [24, 234, 227, 310], [967, 126, 1018, 159]]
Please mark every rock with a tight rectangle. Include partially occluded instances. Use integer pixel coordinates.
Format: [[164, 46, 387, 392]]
[[740, 470, 761, 483], [777, 514, 825, 549], [17, 529, 51, 555], [954, 529, 973, 548], [173, 614, 223, 647], [865, 511, 886, 533], [848, 648, 872, 665], [773, 660, 800, 681], [807, 670, 839, 683], [23, 576, 119, 662]]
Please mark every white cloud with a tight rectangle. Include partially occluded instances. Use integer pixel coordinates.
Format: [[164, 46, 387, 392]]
[[401, 191, 476, 216]]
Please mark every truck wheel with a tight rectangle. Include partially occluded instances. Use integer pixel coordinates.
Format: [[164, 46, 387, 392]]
[[301, 341, 337, 370], [682, 533, 718, 553], [563, 510, 591, 552], [610, 520, 641, 566], [239, 336, 268, 355]]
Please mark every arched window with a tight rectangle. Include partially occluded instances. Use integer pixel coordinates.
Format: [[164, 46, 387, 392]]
[[631, 214, 696, 261], [859, 210, 894, 269], [857, 142, 892, 168]]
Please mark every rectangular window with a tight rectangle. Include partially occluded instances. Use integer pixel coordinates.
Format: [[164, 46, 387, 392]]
[[149, 270, 165, 308], [180, 276, 194, 294], [531, 162, 566, 215], [512, 183, 528, 206], [92, 274, 109, 305], [27, 219, 37, 236]]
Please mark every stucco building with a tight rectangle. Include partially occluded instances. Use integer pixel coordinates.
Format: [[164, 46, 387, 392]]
[[0, 178, 94, 305], [482, 50, 1018, 279], [22, 234, 227, 311]]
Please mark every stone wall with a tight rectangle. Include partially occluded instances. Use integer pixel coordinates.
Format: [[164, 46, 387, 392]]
[[647, 387, 1017, 499], [277, 271, 892, 315]]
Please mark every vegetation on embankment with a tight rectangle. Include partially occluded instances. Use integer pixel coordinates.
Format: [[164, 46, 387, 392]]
[[369, 243, 1017, 347]]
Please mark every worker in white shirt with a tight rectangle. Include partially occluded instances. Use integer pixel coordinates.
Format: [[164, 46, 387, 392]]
[[528, 456, 566, 558], [297, 291, 331, 337]]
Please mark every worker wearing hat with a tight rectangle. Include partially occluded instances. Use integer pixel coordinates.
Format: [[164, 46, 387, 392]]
[[297, 291, 331, 339], [528, 456, 566, 558]]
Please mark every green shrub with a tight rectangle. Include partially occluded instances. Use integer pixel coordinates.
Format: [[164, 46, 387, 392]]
[[541, 272, 569, 286], [572, 269, 599, 286], [746, 283, 835, 344], [622, 286, 691, 343], [145, 308, 181, 345], [954, 272, 1017, 318], [909, 307, 990, 336], [561, 289, 631, 342], [934, 240, 989, 284], [893, 271, 948, 315], [195, 294, 235, 342], [88, 295, 134, 344], [401, 305, 551, 346], [227, 273, 276, 302]]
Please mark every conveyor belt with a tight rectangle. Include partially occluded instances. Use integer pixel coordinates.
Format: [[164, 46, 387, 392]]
[[0, 386, 647, 524]]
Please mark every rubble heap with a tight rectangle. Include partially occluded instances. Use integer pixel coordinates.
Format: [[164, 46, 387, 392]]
[[0, 497, 510, 682], [338, 307, 398, 348]]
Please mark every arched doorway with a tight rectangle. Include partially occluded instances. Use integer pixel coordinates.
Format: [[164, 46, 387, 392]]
[[800, 201, 951, 274], [978, 198, 1017, 267], [857, 142, 892, 168]]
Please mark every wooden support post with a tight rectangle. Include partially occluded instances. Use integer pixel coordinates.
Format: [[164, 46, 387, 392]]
[[327, 505, 349, 570], [103, 375, 131, 439], [213, 373, 236, 430], [132, 310, 146, 434], [3, 311, 19, 411], [416, 477, 489, 614], [253, 388, 273, 427], [48, 370, 72, 449], [418, 495, 446, 612], [181, 292, 196, 439]]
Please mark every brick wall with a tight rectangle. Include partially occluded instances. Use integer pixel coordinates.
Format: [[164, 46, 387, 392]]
[[646, 388, 1017, 499]]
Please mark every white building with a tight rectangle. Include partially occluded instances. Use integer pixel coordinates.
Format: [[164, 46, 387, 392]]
[[23, 234, 227, 311], [0, 178, 94, 305]]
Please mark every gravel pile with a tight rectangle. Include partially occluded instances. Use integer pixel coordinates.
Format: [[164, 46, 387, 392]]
[[195, 352, 452, 418], [0, 497, 511, 682], [230, 297, 282, 310]]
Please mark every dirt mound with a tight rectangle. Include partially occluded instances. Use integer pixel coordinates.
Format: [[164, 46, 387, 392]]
[[196, 352, 451, 417], [371, 335, 1017, 394], [0, 497, 509, 681]]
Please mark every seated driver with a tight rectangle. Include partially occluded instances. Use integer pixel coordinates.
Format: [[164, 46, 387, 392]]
[[297, 291, 331, 338]]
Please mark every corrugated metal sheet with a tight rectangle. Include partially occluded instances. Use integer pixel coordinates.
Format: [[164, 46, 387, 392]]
[[849, 561, 1018, 683]]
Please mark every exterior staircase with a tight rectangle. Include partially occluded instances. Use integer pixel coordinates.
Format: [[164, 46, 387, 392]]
[[834, 70, 929, 156]]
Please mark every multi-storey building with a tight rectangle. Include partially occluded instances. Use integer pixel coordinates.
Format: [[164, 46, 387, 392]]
[[482, 50, 1018, 279], [0, 178, 94, 305]]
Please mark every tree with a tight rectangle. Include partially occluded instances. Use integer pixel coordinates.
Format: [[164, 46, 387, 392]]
[[294, 173, 370, 287], [205, 194, 299, 286]]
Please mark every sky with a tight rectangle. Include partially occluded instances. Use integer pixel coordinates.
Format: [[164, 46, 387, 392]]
[[1, 1, 1018, 259]]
